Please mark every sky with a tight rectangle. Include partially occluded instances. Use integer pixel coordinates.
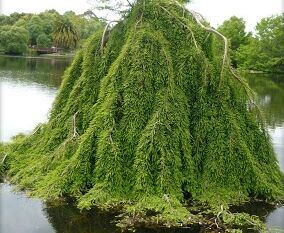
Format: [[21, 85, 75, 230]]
[[0, 0, 283, 32]]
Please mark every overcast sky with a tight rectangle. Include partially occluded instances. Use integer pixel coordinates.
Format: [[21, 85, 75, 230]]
[[0, 0, 283, 32]]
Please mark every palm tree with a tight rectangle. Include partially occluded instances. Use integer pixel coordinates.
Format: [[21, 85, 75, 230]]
[[53, 16, 79, 50]]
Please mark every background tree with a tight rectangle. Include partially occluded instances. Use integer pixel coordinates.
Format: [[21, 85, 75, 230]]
[[218, 16, 250, 67], [72, 14, 105, 43], [26, 15, 45, 45], [236, 14, 284, 73], [14, 17, 29, 27], [0, 9, 105, 52], [39, 10, 59, 35], [36, 33, 52, 47], [255, 14, 284, 72], [0, 13, 27, 25], [236, 37, 263, 70], [0, 26, 29, 55], [52, 15, 80, 50]]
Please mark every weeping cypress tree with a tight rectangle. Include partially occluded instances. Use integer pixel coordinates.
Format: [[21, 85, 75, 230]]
[[3, 0, 284, 228]]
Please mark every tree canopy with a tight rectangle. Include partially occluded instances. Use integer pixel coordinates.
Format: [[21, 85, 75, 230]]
[[217, 14, 284, 73], [0, 26, 29, 55], [218, 16, 250, 68], [0, 10, 104, 51], [53, 15, 80, 50]]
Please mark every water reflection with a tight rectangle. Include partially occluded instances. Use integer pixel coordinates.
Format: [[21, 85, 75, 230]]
[[269, 125, 284, 171], [43, 200, 199, 233], [246, 74, 284, 128], [0, 183, 54, 233], [0, 55, 70, 88], [42, 200, 118, 233], [0, 55, 71, 233], [0, 182, 200, 233]]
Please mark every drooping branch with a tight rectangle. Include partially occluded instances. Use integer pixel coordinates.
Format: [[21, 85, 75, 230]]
[[171, 0, 228, 73], [190, 10, 229, 71], [229, 67, 263, 119], [159, 5, 198, 49], [170, 0, 262, 115]]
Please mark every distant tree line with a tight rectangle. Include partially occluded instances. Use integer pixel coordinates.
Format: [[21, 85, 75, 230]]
[[218, 14, 284, 73], [0, 10, 105, 55]]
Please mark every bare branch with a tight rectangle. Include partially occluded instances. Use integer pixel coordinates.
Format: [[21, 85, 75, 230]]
[[1, 154, 8, 164], [72, 111, 79, 138], [101, 21, 119, 52], [126, 0, 133, 7]]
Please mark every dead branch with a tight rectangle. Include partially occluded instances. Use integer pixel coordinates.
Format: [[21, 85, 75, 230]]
[[217, 205, 224, 222], [101, 22, 112, 52], [229, 67, 264, 119], [1, 154, 8, 164], [189, 13, 228, 71], [126, 0, 133, 7], [101, 21, 119, 52], [207, 218, 220, 229], [72, 111, 79, 138], [55, 111, 80, 151]]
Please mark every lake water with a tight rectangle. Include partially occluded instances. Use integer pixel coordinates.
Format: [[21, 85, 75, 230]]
[[246, 74, 284, 230], [0, 56, 68, 142], [0, 56, 283, 232]]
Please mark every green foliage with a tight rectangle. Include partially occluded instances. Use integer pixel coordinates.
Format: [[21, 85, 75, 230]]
[[0, 10, 104, 52], [14, 18, 29, 28], [38, 11, 59, 35], [53, 15, 80, 49], [236, 14, 284, 73], [0, 144, 8, 180], [0, 26, 29, 55], [222, 211, 267, 232], [89, 0, 190, 17], [26, 15, 45, 45], [0, 13, 27, 25], [77, 18, 105, 40], [36, 33, 52, 47], [3, 0, 284, 229], [218, 16, 250, 68]]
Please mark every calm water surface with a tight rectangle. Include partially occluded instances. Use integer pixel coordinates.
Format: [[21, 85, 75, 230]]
[[0, 56, 68, 142], [0, 57, 283, 232], [246, 74, 284, 230]]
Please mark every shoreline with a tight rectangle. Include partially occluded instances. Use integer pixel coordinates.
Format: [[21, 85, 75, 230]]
[[0, 53, 74, 60]]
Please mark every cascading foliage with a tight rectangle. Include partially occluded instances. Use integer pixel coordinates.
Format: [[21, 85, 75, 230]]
[[2, 0, 284, 228]]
